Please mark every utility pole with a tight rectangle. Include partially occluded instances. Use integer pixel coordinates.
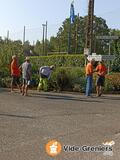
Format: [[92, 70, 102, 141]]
[[68, 21, 72, 54], [108, 39, 111, 74], [45, 21, 48, 55], [75, 13, 80, 54], [6, 30, 9, 43], [85, 0, 95, 55], [42, 24, 46, 55], [23, 26, 26, 45], [7, 30, 9, 40]]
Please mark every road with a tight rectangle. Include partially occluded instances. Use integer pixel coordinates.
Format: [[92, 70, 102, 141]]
[[0, 89, 120, 160]]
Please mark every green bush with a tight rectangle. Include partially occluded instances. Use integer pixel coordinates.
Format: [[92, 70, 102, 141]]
[[66, 67, 86, 92], [111, 55, 120, 72], [92, 73, 120, 93], [50, 67, 85, 92], [0, 77, 11, 88], [30, 55, 86, 91], [30, 55, 85, 70], [1, 53, 120, 94], [105, 73, 120, 92]]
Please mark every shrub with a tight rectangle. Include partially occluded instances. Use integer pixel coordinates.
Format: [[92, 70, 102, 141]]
[[50, 67, 85, 92], [0, 77, 11, 88], [67, 67, 86, 92], [111, 55, 120, 72], [30, 55, 85, 70], [50, 67, 70, 91], [105, 73, 120, 92], [1, 53, 120, 94]]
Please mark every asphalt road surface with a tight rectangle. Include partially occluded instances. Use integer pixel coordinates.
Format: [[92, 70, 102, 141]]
[[0, 89, 120, 160]]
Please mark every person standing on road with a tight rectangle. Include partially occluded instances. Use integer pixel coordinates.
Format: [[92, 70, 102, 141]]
[[85, 58, 95, 97], [10, 55, 21, 93], [21, 57, 32, 96], [96, 61, 107, 97]]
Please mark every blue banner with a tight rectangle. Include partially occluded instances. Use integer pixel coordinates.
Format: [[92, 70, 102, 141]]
[[70, 1, 75, 23]]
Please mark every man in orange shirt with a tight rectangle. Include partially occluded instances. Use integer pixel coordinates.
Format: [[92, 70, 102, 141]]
[[85, 58, 95, 97], [11, 55, 21, 92], [96, 61, 107, 97]]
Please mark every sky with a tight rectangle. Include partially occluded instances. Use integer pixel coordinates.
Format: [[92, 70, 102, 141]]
[[0, 0, 120, 43]]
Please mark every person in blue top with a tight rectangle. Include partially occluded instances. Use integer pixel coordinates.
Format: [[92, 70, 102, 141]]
[[37, 65, 55, 91]]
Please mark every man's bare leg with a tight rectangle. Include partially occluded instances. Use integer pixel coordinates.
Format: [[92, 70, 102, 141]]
[[96, 86, 100, 97], [22, 84, 25, 95], [24, 85, 28, 96]]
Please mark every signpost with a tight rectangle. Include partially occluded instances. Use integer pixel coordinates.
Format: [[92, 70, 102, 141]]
[[87, 53, 115, 74], [96, 36, 119, 40], [95, 35, 119, 74], [87, 54, 102, 61], [84, 48, 90, 56], [102, 55, 115, 60]]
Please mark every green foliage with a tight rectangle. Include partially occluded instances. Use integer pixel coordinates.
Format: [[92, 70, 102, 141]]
[[0, 77, 11, 88], [0, 14, 120, 93], [34, 40, 42, 54], [0, 39, 24, 77], [105, 73, 120, 92], [30, 15, 113, 55], [49, 15, 109, 54], [111, 56, 120, 72], [49, 37, 59, 52], [31, 55, 85, 71], [110, 29, 120, 55], [51, 69, 120, 93], [50, 67, 70, 91], [50, 67, 85, 92]]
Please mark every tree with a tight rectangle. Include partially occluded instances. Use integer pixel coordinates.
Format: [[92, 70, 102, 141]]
[[49, 36, 58, 53], [49, 15, 110, 54], [110, 29, 120, 55], [34, 40, 42, 55], [0, 38, 24, 76]]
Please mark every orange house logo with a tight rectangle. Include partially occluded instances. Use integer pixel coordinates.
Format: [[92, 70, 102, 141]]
[[45, 140, 62, 157]]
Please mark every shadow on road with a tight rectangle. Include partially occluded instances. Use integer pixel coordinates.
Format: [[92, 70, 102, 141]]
[[30, 92, 103, 103], [0, 113, 35, 119], [100, 96, 120, 101]]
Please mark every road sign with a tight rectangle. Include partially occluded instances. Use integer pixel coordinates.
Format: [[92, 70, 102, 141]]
[[87, 55, 102, 61], [96, 36, 119, 40], [87, 54, 115, 61], [102, 55, 115, 60]]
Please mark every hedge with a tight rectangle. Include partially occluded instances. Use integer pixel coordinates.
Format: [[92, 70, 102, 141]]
[[30, 55, 85, 71], [1, 67, 120, 93], [1, 54, 120, 93], [30, 54, 120, 72]]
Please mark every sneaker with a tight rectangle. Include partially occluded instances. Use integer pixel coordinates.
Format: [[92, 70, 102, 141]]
[[98, 93, 102, 97], [21, 93, 24, 96], [86, 95, 93, 98]]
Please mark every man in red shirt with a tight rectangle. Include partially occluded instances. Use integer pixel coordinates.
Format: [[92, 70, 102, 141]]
[[96, 61, 107, 96], [11, 55, 21, 92]]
